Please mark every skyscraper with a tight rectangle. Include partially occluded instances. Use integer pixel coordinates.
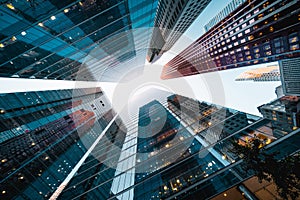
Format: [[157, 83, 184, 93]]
[[24, 92, 298, 199], [235, 65, 280, 82], [258, 95, 300, 135], [0, 0, 159, 82], [161, 0, 300, 79], [0, 87, 123, 199], [146, 0, 212, 62], [279, 57, 300, 96], [204, 0, 246, 32]]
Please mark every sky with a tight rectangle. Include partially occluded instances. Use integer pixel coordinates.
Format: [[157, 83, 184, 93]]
[[0, 0, 281, 116]]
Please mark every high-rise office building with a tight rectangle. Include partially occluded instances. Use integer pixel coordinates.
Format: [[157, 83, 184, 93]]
[[0, 0, 159, 82], [204, 0, 246, 32], [146, 0, 212, 62], [0, 87, 125, 199], [161, 0, 300, 79], [26, 92, 298, 200], [279, 57, 300, 96], [258, 95, 300, 135], [235, 65, 280, 82]]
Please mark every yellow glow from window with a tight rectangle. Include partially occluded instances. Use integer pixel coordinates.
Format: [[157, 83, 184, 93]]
[[6, 3, 15, 10], [0, 43, 4, 48], [11, 36, 17, 41]]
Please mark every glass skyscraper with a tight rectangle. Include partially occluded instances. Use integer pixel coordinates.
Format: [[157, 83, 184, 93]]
[[5, 91, 296, 199], [0, 0, 159, 82], [161, 0, 300, 79], [0, 0, 208, 82], [0, 87, 119, 199], [146, 0, 212, 62]]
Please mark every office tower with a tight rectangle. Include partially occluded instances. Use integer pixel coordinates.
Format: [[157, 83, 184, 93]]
[[161, 0, 300, 79], [235, 65, 280, 82], [258, 96, 300, 136], [204, 0, 246, 32], [146, 0, 212, 62], [0, 87, 124, 199], [279, 57, 300, 96], [0, 0, 158, 82], [38, 92, 299, 199]]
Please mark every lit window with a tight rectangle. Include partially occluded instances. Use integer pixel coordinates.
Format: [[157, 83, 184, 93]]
[[242, 23, 247, 28], [235, 27, 240, 32], [290, 44, 299, 50], [238, 33, 243, 37], [232, 36, 236, 40], [245, 29, 250, 34], [289, 36, 299, 43], [258, 14, 264, 19], [248, 35, 254, 40], [234, 42, 239, 46], [249, 18, 255, 24], [241, 39, 246, 43], [266, 51, 272, 56]]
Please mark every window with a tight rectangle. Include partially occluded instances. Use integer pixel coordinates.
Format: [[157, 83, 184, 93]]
[[248, 35, 254, 40], [249, 18, 255, 24], [238, 33, 243, 37], [245, 29, 250, 34]]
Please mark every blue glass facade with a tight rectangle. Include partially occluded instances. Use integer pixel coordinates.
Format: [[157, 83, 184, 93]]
[[0, 0, 159, 81], [1, 91, 299, 199], [0, 87, 115, 199]]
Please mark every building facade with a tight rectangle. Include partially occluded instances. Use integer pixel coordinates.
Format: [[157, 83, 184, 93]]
[[0, 0, 159, 82], [161, 0, 300, 79], [258, 95, 300, 135], [279, 57, 300, 96], [0, 87, 122, 199], [146, 0, 212, 62], [204, 0, 246, 32], [29, 93, 299, 200], [235, 65, 280, 82]]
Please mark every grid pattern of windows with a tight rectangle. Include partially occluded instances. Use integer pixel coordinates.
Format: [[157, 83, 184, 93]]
[[279, 57, 300, 96], [0, 0, 158, 81], [147, 0, 211, 62], [0, 87, 113, 199], [162, 0, 300, 79]]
